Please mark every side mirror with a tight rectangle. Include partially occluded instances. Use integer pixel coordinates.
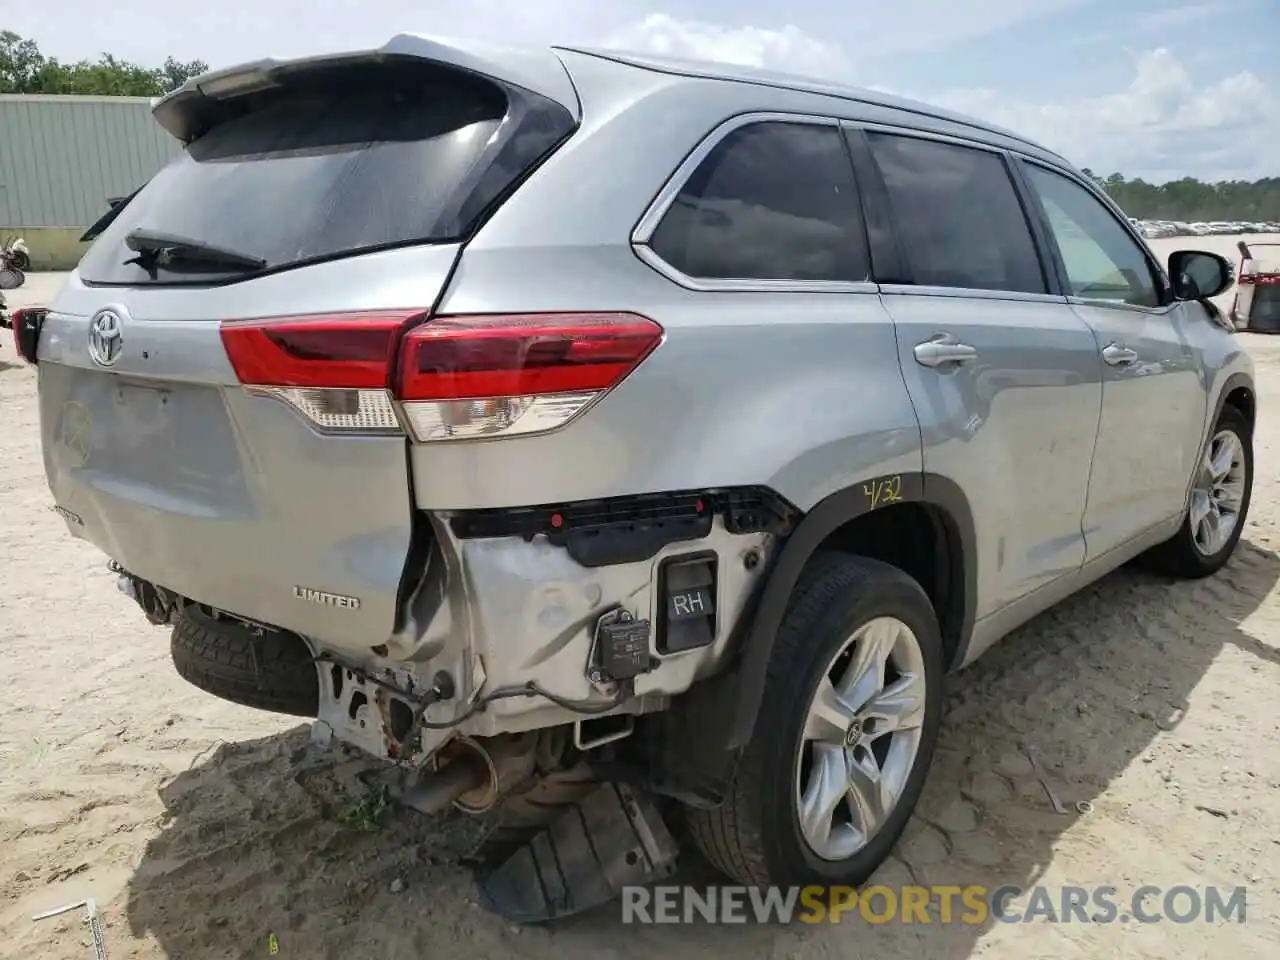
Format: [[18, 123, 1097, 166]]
[[1169, 250, 1234, 300]]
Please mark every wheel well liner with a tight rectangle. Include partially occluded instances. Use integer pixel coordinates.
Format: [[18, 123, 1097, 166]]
[[1222, 380, 1255, 431]]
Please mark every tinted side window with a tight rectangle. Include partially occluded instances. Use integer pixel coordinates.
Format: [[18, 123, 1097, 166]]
[[866, 133, 1046, 294], [649, 121, 870, 283], [1023, 164, 1161, 308]]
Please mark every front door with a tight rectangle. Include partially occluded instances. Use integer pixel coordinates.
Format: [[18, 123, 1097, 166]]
[[859, 130, 1103, 618], [1017, 161, 1207, 559]]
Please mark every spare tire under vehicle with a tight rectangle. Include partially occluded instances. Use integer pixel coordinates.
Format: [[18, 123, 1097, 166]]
[[170, 606, 319, 717]]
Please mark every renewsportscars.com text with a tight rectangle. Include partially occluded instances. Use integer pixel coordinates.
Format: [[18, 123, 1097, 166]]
[[621, 884, 1248, 925]]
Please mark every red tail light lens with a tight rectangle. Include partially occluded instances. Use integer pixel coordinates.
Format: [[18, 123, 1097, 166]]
[[218, 310, 663, 441], [8, 309, 20, 358], [396, 312, 664, 401], [219, 310, 425, 388], [11, 307, 47, 364], [219, 310, 424, 435]]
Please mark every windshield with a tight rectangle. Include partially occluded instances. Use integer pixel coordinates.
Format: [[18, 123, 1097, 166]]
[[78, 63, 511, 285]]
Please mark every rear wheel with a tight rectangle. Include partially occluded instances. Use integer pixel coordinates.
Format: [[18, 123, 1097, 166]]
[[1144, 406, 1252, 578], [688, 554, 944, 887]]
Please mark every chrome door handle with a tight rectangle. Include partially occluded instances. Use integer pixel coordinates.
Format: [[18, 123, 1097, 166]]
[[1101, 342, 1138, 367], [914, 334, 979, 368]]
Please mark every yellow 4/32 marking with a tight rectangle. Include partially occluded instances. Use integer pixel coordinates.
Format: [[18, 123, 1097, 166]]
[[863, 475, 903, 511]]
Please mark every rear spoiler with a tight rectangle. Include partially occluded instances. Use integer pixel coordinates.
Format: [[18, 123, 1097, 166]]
[[152, 34, 581, 143]]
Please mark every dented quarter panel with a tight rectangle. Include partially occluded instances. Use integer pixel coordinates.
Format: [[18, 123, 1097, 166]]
[[313, 519, 776, 757]]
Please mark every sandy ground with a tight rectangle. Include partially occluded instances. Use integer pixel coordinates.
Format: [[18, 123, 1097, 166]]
[[2, 237, 1279, 959]]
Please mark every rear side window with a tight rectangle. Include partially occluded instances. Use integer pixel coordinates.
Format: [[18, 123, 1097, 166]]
[[867, 133, 1046, 294], [79, 61, 573, 285], [648, 121, 871, 283], [1022, 164, 1162, 308]]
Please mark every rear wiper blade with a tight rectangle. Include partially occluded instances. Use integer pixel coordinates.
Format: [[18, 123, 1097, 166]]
[[124, 228, 266, 271]]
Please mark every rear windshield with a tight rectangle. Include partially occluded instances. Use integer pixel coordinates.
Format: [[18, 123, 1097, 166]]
[[79, 61, 569, 285]]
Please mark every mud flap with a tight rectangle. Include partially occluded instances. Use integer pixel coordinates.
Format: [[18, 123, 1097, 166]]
[[475, 782, 679, 922]]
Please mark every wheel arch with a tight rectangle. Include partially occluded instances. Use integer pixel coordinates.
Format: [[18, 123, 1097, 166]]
[[1219, 374, 1255, 432], [725, 472, 976, 750], [1185, 370, 1256, 513]]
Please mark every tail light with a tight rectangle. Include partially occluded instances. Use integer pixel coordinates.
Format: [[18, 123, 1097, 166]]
[[396, 312, 663, 442], [10, 307, 47, 364], [219, 311, 663, 441], [220, 311, 423, 434]]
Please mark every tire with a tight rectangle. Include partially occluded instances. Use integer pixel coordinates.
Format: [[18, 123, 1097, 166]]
[[688, 554, 945, 887], [1143, 406, 1253, 579], [170, 606, 319, 717]]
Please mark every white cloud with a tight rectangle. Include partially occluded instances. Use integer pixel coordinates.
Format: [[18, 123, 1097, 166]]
[[11, 0, 1093, 66], [932, 49, 1279, 181], [1143, 2, 1227, 30], [9, 3, 1273, 182], [604, 14, 853, 81], [596, 18, 1275, 181]]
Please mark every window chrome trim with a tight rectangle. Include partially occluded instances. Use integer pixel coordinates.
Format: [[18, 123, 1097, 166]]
[[841, 119, 1011, 158], [633, 243, 878, 294], [879, 284, 1068, 306], [1065, 295, 1178, 318], [630, 111, 877, 294]]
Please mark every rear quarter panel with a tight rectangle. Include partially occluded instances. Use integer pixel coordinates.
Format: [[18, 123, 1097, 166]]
[[423, 253, 921, 510], [416, 57, 923, 511]]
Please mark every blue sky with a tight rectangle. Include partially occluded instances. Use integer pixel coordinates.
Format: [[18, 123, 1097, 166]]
[[11, 0, 1279, 180]]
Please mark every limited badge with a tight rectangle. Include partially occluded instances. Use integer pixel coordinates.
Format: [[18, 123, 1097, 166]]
[[292, 585, 361, 610]]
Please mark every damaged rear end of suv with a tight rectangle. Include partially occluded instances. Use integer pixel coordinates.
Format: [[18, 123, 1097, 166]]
[[35, 36, 827, 920], [30, 25, 1261, 930]]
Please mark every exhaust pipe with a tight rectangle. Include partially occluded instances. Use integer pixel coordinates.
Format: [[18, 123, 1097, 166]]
[[399, 734, 538, 817], [400, 751, 488, 816]]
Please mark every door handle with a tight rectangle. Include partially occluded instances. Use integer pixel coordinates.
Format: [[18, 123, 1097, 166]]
[[1101, 342, 1139, 367], [914, 334, 979, 368]]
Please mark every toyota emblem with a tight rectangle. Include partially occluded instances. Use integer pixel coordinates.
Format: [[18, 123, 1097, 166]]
[[88, 309, 124, 367]]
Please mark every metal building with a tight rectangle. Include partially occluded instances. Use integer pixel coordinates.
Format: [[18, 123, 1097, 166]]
[[0, 94, 179, 269]]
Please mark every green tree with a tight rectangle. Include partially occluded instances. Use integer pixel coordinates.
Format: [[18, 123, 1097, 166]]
[[1102, 175, 1280, 222], [0, 31, 206, 95]]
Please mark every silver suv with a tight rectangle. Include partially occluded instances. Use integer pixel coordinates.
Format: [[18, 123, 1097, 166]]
[[28, 35, 1254, 920]]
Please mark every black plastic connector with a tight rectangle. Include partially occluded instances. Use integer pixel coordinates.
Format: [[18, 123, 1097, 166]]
[[447, 486, 799, 567]]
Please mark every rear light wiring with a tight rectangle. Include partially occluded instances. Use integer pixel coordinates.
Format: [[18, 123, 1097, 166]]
[[219, 311, 664, 441]]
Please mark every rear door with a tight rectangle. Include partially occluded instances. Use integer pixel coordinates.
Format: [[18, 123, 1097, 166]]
[[1015, 160, 1206, 558], [849, 128, 1103, 618], [38, 52, 576, 654]]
